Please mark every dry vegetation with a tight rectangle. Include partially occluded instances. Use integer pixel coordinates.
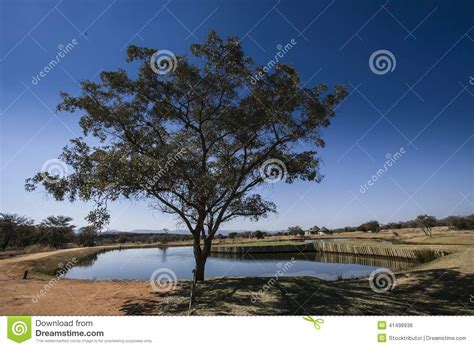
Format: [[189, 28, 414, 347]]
[[0, 227, 472, 315]]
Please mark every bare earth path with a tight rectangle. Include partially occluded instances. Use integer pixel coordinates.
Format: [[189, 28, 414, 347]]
[[0, 247, 91, 264], [0, 230, 473, 315]]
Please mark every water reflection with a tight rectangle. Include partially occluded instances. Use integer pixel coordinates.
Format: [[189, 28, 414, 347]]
[[63, 246, 417, 281], [216, 251, 416, 271]]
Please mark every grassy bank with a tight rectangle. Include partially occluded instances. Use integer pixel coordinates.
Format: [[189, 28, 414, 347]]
[[211, 240, 447, 263], [5, 230, 473, 279], [0, 229, 472, 315]]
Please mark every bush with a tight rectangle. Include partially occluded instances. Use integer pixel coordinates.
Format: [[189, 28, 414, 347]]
[[251, 230, 265, 239], [358, 220, 381, 233], [228, 232, 239, 240], [444, 215, 474, 230], [287, 226, 305, 236], [78, 226, 98, 247], [116, 235, 127, 244]]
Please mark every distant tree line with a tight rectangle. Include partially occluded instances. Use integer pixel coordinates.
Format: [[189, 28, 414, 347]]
[[225, 214, 474, 240], [227, 230, 269, 240], [1, 212, 472, 251], [97, 232, 192, 245], [0, 212, 196, 251], [0, 213, 79, 251], [339, 214, 474, 235]]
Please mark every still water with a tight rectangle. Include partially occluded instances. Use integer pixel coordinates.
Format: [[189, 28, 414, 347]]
[[63, 246, 416, 281]]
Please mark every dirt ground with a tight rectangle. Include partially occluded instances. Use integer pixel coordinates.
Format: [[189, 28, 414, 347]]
[[0, 228, 472, 316]]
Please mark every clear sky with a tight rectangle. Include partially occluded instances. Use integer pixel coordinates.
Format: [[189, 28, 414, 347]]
[[0, 0, 473, 232]]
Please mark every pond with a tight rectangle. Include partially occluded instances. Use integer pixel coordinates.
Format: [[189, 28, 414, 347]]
[[63, 246, 417, 281]]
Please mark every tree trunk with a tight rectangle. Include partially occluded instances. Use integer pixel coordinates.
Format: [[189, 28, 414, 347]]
[[2, 224, 13, 251], [192, 234, 211, 282], [195, 256, 206, 282]]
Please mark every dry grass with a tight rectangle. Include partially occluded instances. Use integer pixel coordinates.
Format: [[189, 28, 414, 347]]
[[0, 228, 472, 315], [178, 271, 474, 315]]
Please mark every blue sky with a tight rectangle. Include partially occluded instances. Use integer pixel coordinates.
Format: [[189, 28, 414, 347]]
[[0, 0, 473, 231]]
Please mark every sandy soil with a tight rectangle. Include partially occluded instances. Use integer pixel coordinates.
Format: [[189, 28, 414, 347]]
[[0, 228, 472, 315], [0, 278, 159, 315], [0, 245, 188, 315]]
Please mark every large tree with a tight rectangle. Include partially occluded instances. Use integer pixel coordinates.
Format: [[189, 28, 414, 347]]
[[26, 31, 347, 281], [0, 213, 34, 251], [415, 215, 437, 237], [39, 216, 75, 249]]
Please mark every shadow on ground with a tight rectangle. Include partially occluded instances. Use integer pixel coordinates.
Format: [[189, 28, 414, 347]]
[[119, 269, 474, 315]]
